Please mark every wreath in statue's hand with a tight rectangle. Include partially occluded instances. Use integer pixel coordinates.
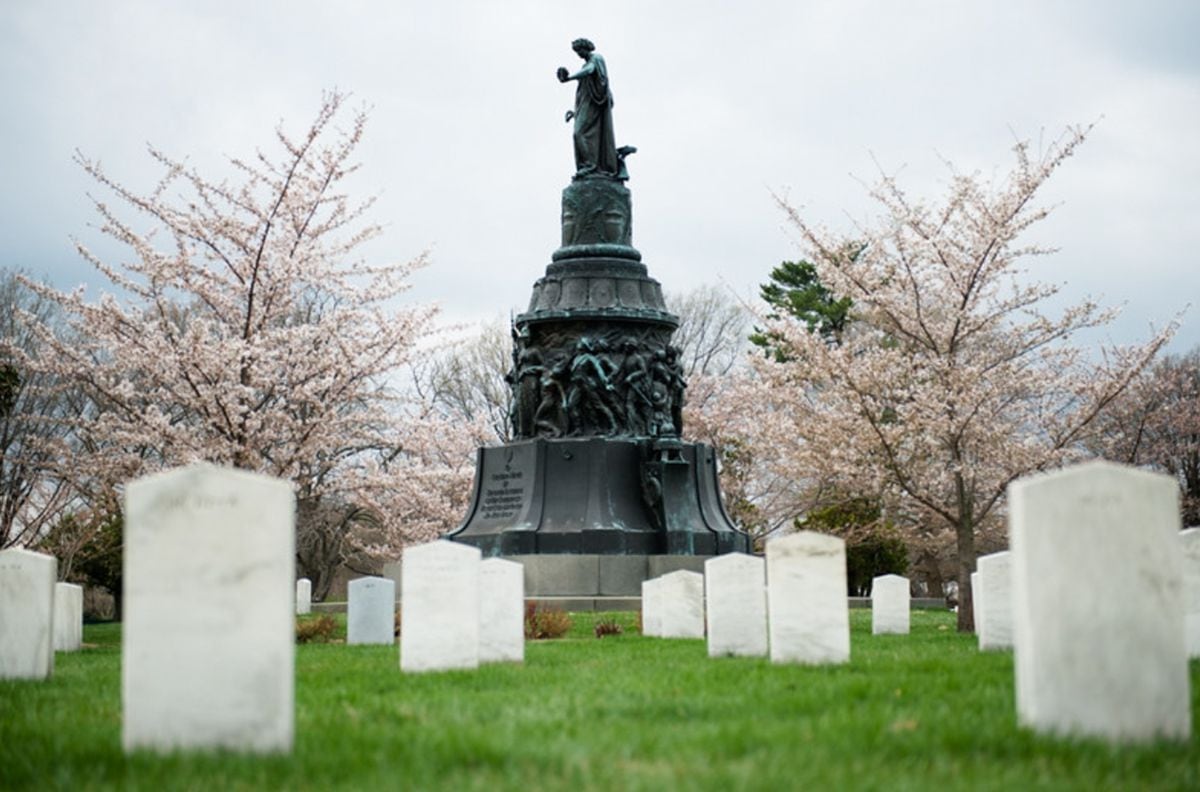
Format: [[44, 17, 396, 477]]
[[556, 67, 569, 82]]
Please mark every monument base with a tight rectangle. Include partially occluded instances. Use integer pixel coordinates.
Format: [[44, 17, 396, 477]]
[[383, 554, 710, 611], [512, 553, 710, 596], [446, 437, 750, 556]]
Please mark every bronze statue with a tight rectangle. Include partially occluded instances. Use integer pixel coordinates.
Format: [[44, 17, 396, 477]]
[[557, 38, 620, 179]]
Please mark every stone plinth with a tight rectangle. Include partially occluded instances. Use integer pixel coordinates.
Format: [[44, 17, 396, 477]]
[[507, 553, 709, 597], [556, 178, 639, 261]]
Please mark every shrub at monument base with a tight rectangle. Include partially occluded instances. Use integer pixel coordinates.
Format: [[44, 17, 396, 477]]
[[593, 618, 624, 638], [295, 615, 339, 644], [523, 602, 573, 640], [0, 611, 1196, 790]]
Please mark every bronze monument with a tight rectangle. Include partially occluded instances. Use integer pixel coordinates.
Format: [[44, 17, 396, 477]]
[[448, 41, 749, 569]]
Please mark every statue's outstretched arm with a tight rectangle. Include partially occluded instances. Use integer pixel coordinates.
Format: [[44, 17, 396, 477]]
[[558, 60, 596, 83]]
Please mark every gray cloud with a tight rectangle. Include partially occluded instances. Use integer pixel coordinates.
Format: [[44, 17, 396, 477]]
[[2, 0, 1195, 352]]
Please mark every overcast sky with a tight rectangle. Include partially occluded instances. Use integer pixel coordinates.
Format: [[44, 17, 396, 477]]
[[3, 0, 1198, 353]]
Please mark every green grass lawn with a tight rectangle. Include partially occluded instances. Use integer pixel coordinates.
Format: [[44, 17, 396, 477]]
[[1, 610, 1197, 791]]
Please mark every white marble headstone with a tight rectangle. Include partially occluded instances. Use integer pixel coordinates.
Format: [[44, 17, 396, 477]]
[[347, 576, 396, 645], [640, 577, 663, 637], [767, 532, 850, 664], [657, 570, 705, 639], [400, 541, 480, 672], [1182, 528, 1200, 658], [705, 553, 767, 657], [53, 582, 83, 652], [871, 574, 910, 635], [123, 464, 295, 753], [0, 548, 56, 679], [295, 578, 312, 615], [970, 571, 981, 633], [976, 551, 1012, 650], [1009, 461, 1190, 742], [479, 558, 524, 664]]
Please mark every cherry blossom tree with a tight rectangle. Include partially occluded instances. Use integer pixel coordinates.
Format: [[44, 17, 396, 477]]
[[17, 91, 457, 567], [666, 286, 791, 541], [1099, 348, 1200, 525], [760, 126, 1174, 630], [0, 270, 79, 549], [411, 317, 515, 445], [680, 364, 831, 547]]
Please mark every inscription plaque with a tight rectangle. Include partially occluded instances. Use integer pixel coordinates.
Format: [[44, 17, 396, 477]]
[[469, 445, 537, 527], [479, 471, 529, 521]]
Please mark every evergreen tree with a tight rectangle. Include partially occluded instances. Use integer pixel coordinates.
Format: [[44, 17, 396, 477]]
[[750, 260, 853, 359]]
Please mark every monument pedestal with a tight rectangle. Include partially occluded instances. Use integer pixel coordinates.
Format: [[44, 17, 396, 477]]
[[513, 553, 710, 594], [447, 437, 748, 557], [384, 553, 710, 612], [510, 553, 710, 611]]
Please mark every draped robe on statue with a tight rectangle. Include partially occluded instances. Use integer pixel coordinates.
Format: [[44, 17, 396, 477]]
[[572, 54, 620, 177]]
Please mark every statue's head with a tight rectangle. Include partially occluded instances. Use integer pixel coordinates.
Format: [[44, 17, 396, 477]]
[[572, 38, 595, 57]]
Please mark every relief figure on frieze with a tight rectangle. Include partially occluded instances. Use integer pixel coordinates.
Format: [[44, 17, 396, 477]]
[[666, 345, 687, 437], [564, 337, 621, 436], [649, 349, 677, 437], [510, 346, 545, 438], [617, 340, 653, 436], [533, 359, 570, 438]]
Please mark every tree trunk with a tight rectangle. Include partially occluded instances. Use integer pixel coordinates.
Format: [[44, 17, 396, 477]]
[[954, 473, 976, 632], [913, 549, 945, 599], [955, 525, 976, 632], [311, 565, 337, 603], [1183, 447, 1199, 526]]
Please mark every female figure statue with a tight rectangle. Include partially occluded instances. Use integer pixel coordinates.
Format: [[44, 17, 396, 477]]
[[557, 38, 620, 179]]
